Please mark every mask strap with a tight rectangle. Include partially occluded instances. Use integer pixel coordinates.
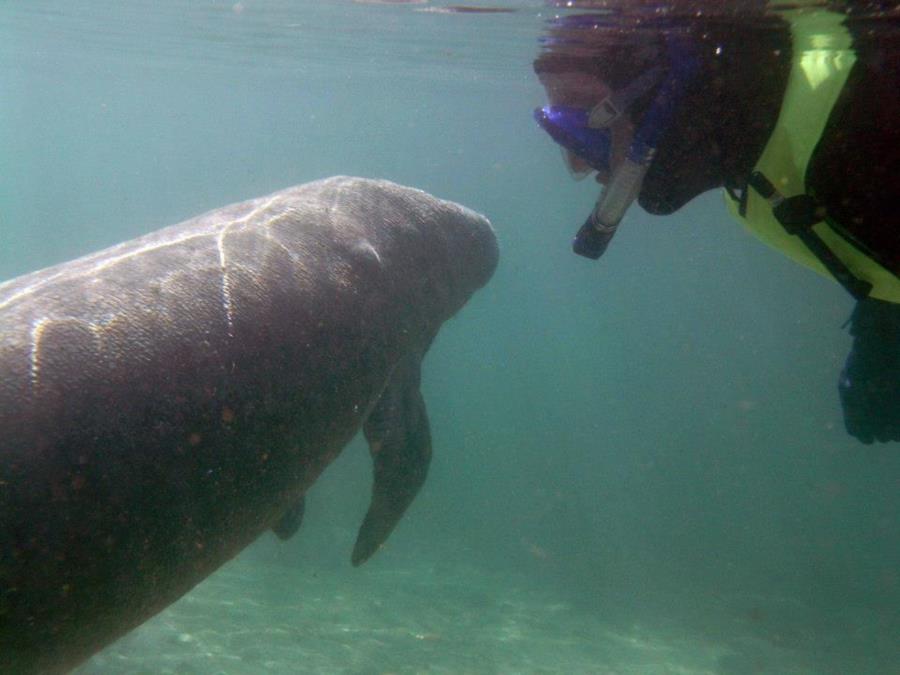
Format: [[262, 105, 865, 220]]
[[587, 65, 665, 128]]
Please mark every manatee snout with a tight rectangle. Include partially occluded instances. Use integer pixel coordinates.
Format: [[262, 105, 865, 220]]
[[447, 203, 499, 295], [427, 199, 499, 319]]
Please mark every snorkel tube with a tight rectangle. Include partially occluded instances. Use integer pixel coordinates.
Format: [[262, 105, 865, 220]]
[[575, 39, 698, 258], [536, 38, 699, 259]]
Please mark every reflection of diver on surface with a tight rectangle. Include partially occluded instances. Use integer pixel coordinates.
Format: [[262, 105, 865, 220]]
[[533, 3, 899, 443]]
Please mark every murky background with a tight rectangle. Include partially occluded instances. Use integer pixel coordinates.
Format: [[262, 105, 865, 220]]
[[1, 1, 898, 673]]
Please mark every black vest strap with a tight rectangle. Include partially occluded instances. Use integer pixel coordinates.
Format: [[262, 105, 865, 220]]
[[748, 171, 872, 300]]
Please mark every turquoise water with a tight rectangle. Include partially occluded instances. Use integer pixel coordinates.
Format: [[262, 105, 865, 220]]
[[2, 1, 898, 673]]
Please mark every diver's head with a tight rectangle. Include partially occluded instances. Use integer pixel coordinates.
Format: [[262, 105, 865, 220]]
[[534, 23, 698, 258], [533, 11, 793, 259]]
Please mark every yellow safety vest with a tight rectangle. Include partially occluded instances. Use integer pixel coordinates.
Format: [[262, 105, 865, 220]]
[[725, 10, 900, 303]]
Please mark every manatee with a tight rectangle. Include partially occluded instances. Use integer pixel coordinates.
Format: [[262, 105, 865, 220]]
[[0, 176, 498, 674]]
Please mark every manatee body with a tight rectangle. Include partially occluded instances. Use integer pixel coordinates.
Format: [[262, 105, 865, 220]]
[[0, 177, 498, 674]]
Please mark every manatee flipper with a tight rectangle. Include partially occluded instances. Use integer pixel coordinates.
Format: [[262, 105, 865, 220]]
[[352, 351, 431, 566], [272, 496, 306, 540]]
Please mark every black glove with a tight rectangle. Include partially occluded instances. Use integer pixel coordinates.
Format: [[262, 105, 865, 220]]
[[838, 297, 900, 444]]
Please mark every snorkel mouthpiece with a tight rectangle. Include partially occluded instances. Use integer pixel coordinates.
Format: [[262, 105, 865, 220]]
[[573, 153, 653, 259]]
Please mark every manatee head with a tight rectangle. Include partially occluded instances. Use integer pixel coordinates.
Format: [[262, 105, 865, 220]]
[[313, 176, 499, 324]]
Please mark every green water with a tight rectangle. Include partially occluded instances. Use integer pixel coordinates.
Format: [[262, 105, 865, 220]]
[[1, 1, 898, 673]]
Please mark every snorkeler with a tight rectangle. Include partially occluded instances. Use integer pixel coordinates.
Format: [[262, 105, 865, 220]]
[[533, 2, 899, 443]]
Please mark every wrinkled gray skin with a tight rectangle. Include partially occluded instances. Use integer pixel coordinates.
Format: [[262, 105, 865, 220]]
[[0, 177, 498, 674]]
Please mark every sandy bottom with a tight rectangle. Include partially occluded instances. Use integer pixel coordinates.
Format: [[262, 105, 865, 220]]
[[75, 550, 895, 675]]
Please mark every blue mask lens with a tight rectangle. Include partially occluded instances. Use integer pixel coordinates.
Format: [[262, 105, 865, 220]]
[[534, 105, 612, 173]]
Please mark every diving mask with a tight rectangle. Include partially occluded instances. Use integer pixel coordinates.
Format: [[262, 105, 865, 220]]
[[535, 41, 697, 259], [534, 64, 663, 176]]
